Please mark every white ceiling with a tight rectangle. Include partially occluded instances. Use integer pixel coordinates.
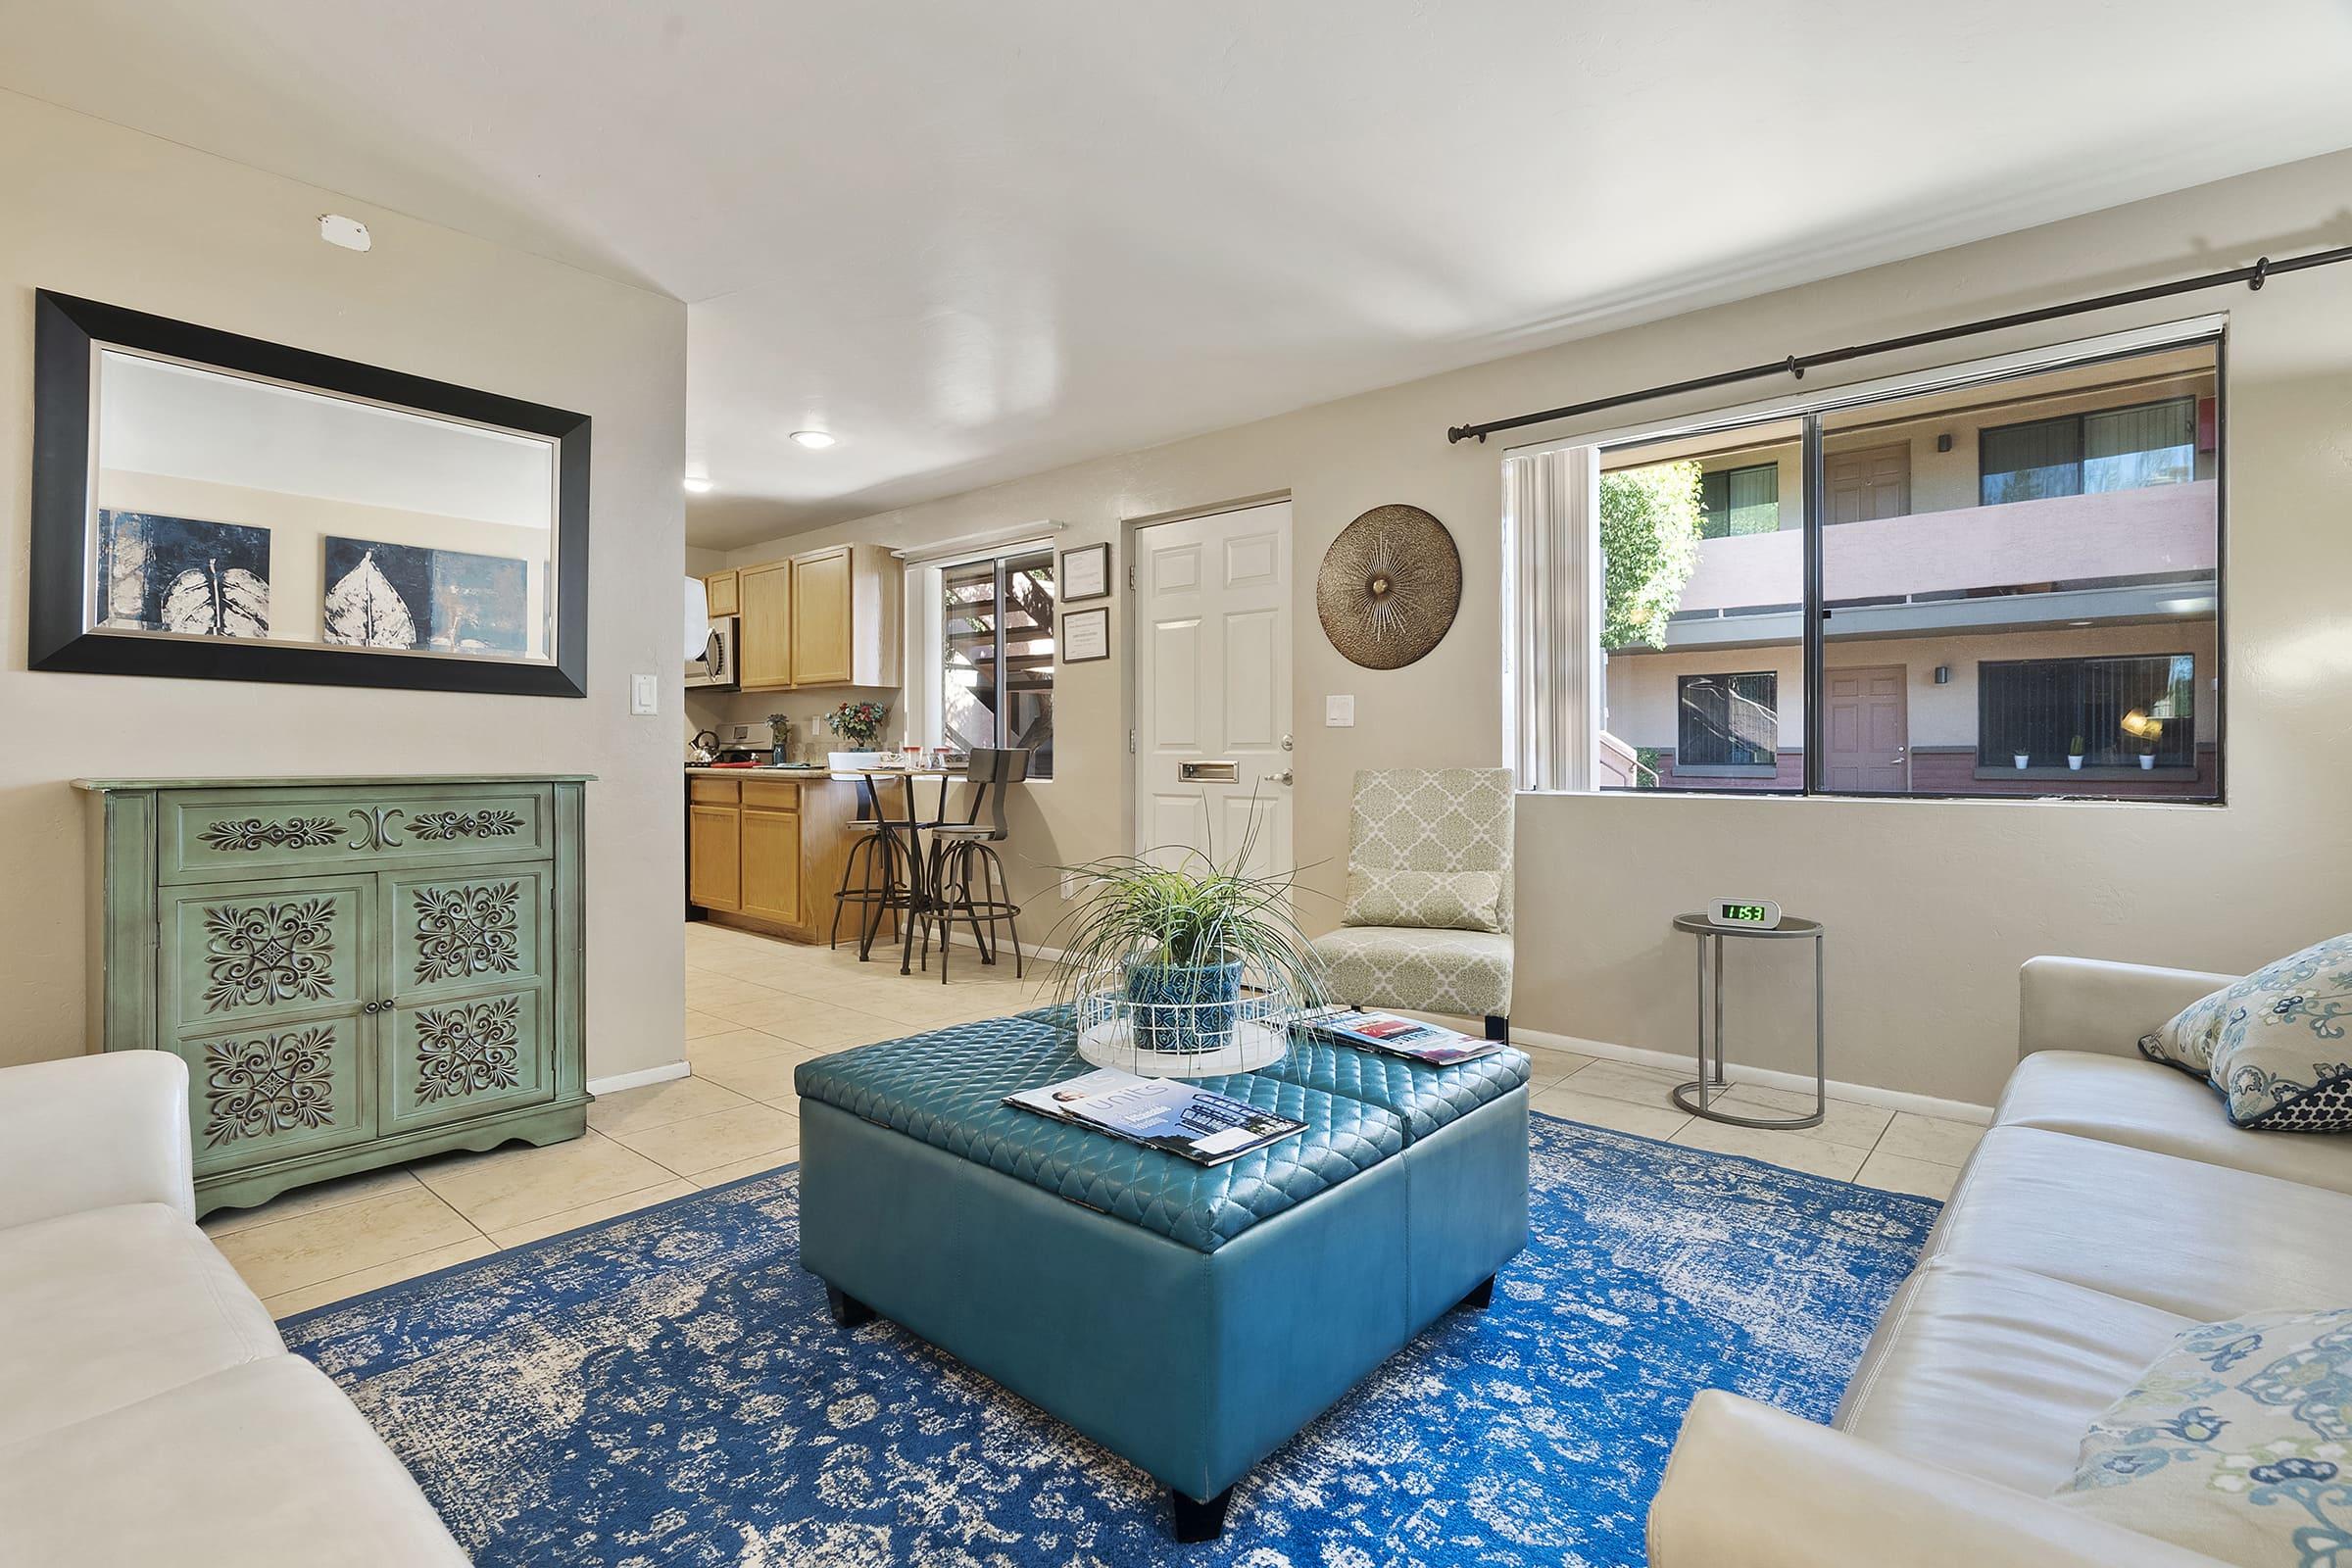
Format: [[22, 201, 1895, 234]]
[[9, 2, 2352, 549]]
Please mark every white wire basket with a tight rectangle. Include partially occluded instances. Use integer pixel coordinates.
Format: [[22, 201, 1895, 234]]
[[1073, 979, 1297, 1079]]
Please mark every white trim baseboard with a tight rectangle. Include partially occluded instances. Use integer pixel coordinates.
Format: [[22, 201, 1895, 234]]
[[587, 1060, 692, 1097], [1510, 1023, 1995, 1127]]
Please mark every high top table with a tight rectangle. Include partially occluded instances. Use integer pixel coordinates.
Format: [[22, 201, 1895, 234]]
[[843, 767, 962, 975]]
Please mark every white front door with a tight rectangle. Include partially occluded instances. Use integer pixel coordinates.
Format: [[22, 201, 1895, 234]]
[[1133, 501, 1294, 880]]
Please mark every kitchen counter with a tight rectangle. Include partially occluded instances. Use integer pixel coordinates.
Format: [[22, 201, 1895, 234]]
[[684, 763, 832, 775]]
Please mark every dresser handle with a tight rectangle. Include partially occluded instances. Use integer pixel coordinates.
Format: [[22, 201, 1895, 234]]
[[346, 806, 408, 852]]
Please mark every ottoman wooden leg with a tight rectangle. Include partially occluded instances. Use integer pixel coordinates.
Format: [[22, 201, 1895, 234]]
[[826, 1284, 876, 1328], [1458, 1274, 1496, 1311], [1169, 1485, 1234, 1543]]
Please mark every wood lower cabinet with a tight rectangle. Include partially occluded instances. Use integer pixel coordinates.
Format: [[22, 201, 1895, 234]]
[[79, 774, 590, 1217], [685, 775, 863, 942]]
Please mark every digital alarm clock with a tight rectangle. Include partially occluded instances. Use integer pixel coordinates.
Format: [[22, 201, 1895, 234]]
[[1706, 898, 1782, 930]]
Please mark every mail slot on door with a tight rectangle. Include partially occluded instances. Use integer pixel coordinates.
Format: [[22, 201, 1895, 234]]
[[1179, 760, 1240, 783]]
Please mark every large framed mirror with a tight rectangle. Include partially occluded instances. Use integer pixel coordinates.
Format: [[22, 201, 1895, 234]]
[[29, 290, 589, 697]]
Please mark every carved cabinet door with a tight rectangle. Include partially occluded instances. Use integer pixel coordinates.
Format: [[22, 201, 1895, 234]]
[[160, 874, 378, 1176], [376, 863, 557, 1135]]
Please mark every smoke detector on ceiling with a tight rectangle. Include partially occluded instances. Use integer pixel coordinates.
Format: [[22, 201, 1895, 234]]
[[318, 214, 372, 253]]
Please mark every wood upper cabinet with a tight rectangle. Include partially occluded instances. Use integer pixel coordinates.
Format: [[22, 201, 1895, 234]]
[[735, 560, 793, 690], [731, 544, 901, 692], [703, 568, 740, 618], [790, 547, 854, 686]]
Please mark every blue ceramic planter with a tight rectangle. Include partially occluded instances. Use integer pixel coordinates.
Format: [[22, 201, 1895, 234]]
[[1124, 958, 1245, 1054]]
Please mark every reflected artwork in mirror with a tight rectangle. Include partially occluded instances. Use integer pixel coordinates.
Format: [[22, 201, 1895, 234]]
[[30, 290, 589, 697]]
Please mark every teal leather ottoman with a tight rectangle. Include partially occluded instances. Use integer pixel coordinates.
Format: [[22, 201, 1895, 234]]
[[794, 1008, 1530, 1541]]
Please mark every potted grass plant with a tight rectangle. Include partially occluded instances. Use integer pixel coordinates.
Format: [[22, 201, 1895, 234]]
[[1050, 825, 1327, 1058], [2067, 734, 2086, 771]]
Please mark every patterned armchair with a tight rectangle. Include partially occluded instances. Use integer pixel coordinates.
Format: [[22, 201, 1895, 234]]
[[1308, 768, 1515, 1039]]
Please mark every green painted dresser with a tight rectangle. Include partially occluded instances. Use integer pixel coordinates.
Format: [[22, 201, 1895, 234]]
[[76, 774, 591, 1216]]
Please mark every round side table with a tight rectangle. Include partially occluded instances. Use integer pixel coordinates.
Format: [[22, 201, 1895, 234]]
[[1669, 911, 1826, 1130]]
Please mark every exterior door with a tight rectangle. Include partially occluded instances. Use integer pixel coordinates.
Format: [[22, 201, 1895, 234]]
[[1824, 664, 1910, 791], [1826, 442, 1911, 523], [1133, 501, 1294, 880]]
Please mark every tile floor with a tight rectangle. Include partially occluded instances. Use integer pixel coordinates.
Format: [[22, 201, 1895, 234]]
[[206, 918, 1986, 1316]]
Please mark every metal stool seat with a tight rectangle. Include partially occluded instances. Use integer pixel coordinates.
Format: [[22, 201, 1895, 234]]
[[920, 748, 1030, 983]]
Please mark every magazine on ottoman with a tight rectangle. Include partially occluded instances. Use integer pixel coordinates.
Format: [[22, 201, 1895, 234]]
[[1006, 1068, 1306, 1166]]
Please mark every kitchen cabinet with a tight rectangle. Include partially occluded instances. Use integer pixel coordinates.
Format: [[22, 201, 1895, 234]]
[[684, 774, 869, 943], [733, 544, 901, 692], [703, 568, 740, 618], [736, 560, 794, 690], [77, 774, 589, 1217]]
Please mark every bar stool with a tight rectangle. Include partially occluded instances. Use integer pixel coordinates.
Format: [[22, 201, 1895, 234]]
[[827, 752, 912, 959], [921, 747, 1030, 982]]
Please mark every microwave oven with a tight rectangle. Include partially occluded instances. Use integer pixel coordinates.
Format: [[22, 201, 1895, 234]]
[[685, 616, 738, 689]]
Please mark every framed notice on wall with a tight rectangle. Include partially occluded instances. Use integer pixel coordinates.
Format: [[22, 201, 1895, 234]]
[[1061, 541, 1110, 603], [1062, 606, 1109, 662]]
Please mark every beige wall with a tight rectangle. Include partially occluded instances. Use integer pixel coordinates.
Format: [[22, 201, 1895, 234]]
[[0, 90, 689, 1081], [708, 146, 2352, 1108]]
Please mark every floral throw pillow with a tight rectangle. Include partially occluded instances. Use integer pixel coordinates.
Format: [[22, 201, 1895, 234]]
[[2140, 934, 2352, 1132], [2053, 1308, 2352, 1566], [1342, 867, 1505, 934]]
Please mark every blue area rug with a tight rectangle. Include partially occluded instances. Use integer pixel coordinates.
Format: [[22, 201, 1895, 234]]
[[282, 1113, 1937, 1567]]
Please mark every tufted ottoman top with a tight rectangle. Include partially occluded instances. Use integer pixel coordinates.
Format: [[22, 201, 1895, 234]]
[[794, 1007, 1410, 1252], [1254, 1039, 1531, 1141]]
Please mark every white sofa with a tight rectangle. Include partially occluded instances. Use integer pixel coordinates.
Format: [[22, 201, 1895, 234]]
[[0, 1052, 468, 1566], [1651, 955, 2352, 1568]]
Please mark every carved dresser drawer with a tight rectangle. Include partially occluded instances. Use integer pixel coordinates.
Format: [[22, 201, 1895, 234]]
[[78, 773, 589, 1216], [156, 782, 554, 883]]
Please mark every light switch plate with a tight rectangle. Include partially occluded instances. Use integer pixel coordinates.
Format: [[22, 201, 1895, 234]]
[[630, 673, 659, 715], [1325, 695, 1355, 727]]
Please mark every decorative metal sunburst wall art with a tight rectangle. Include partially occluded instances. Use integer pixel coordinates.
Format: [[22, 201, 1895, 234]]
[[1315, 504, 1462, 669]]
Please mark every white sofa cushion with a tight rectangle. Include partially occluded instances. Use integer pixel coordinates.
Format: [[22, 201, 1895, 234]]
[[1834, 1260, 2191, 1495], [0, 1354, 469, 1567], [2053, 1307, 2352, 1566], [1998, 1051, 2352, 1195], [0, 1201, 281, 1446], [1925, 1126, 2352, 1322]]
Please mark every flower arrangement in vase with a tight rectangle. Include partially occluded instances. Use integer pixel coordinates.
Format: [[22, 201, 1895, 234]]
[[824, 700, 890, 749]]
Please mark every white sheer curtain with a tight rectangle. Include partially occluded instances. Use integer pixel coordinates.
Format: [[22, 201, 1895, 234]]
[[1502, 444, 1601, 792]]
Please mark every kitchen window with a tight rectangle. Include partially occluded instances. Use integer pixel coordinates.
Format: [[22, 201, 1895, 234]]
[[936, 547, 1055, 778]]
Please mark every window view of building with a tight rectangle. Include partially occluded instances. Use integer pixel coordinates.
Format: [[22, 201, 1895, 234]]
[[1594, 339, 2220, 799], [940, 547, 1055, 777]]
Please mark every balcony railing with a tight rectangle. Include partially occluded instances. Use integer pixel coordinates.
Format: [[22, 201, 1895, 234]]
[[1673, 480, 2217, 616]]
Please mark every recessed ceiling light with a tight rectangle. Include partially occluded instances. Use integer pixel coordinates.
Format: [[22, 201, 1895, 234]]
[[682, 475, 713, 494], [789, 429, 837, 450]]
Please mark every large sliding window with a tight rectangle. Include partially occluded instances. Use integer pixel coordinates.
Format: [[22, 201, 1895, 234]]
[[1571, 325, 2222, 802]]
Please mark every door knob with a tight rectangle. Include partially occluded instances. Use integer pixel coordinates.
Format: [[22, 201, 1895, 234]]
[[1264, 769, 1294, 786]]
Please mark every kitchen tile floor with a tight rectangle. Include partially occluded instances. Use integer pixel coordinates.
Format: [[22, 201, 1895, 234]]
[[209, 919, 1986, 1316]]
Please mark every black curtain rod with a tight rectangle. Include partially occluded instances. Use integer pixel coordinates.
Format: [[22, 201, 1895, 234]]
[[1446, 242, 2352, 445]]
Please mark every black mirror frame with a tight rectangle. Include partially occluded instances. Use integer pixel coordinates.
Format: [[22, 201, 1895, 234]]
[[29, 289, 591, 698]]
